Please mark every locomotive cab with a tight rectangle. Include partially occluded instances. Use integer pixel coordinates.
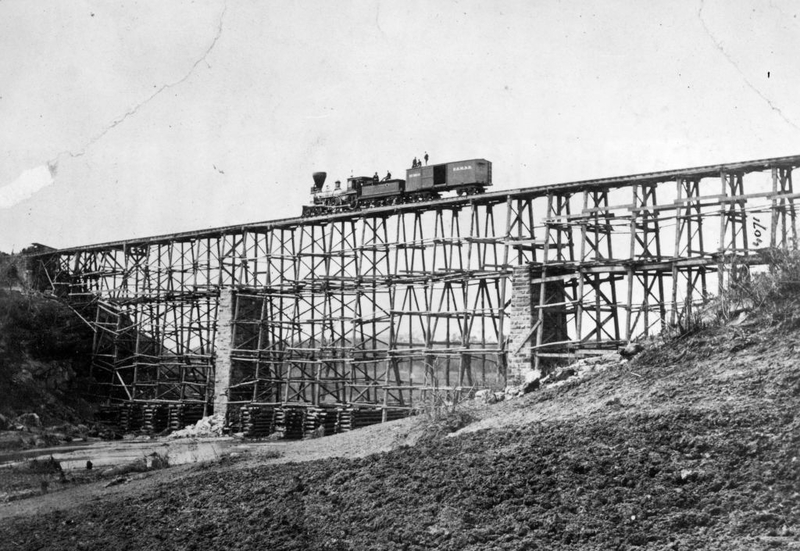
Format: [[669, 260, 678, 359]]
[[309, 172, 359, 211]]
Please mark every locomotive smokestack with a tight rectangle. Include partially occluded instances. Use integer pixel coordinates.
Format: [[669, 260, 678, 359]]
[[313, 172, 327, 190]]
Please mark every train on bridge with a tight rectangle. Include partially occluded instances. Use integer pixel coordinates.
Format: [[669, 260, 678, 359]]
[[303, 158, 493, 216]]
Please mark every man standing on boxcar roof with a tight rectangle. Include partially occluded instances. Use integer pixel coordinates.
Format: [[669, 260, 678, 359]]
[[424, 152, 429, 165], [412, 157, 418, 168]]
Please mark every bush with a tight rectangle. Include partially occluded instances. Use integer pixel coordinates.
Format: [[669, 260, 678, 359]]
[[717, 248, 800, 324], [415, 391, 476, 441], [656, 248, 800, 342]]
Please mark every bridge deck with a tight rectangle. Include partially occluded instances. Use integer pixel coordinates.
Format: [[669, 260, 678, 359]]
[[33, 153, 800, 255]]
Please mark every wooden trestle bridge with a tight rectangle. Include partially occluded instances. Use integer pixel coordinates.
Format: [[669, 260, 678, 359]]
[[28, 154, 800, 434]]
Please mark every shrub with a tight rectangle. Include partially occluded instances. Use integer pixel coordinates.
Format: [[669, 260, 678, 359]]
[[414, 390, 475, 441], [717, 248, 800, 324]]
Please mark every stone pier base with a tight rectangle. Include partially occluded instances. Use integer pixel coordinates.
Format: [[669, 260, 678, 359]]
[[212, 290, 234, 416], [507, 266, 534, 384]]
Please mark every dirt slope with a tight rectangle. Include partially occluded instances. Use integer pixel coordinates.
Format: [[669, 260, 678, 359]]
[[0, 317, 798, 550]]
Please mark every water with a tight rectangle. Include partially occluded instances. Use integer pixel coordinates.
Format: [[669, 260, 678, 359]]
[[0, 438, 239, 471]]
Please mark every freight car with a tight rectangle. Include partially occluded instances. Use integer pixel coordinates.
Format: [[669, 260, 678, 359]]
[[405, 158, 492, 199], [303, 158, 492, 216]]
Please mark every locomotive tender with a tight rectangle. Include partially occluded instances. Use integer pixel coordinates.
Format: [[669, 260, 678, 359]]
[[303, 158, 492, 216]]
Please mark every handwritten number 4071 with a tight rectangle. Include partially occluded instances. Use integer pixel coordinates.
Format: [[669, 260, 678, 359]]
[[753, 217, 766, 247]]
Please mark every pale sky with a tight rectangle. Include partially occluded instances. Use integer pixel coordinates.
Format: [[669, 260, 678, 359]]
[[1, 0, 799, 252]]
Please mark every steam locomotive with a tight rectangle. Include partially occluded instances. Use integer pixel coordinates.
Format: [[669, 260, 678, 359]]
[[302, 158, 492, 216]]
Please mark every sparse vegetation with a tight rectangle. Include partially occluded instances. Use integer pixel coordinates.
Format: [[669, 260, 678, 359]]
[[717, 248, 800, 324], [414, 389, 476, 441], [658, 247, 800, 343]]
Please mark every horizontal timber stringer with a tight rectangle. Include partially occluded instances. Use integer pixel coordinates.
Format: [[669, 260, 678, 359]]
[[26, 154, 800, 431]]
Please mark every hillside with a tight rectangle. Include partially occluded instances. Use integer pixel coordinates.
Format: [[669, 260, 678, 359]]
[[0, 288, 96, 441], [0, 289, 798, 549]]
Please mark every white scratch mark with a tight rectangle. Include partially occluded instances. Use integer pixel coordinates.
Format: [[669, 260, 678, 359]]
[[57, 1, 228, 162], [375, 2, 385, 37], [0, 2, 228, 209], [0, 164, 55, 209], [698, 0, 800, 130]]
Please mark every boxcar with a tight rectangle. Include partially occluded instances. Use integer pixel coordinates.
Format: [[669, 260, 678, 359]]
[[404, 167, 430, 194], [437, 159, 492, 190], [405, 158, 492, 196]]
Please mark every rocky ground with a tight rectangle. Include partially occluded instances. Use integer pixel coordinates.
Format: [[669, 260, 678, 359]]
[[0, 288, 108, 502], [0, 288, 97, 450], [0, 308, 797, 550]]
